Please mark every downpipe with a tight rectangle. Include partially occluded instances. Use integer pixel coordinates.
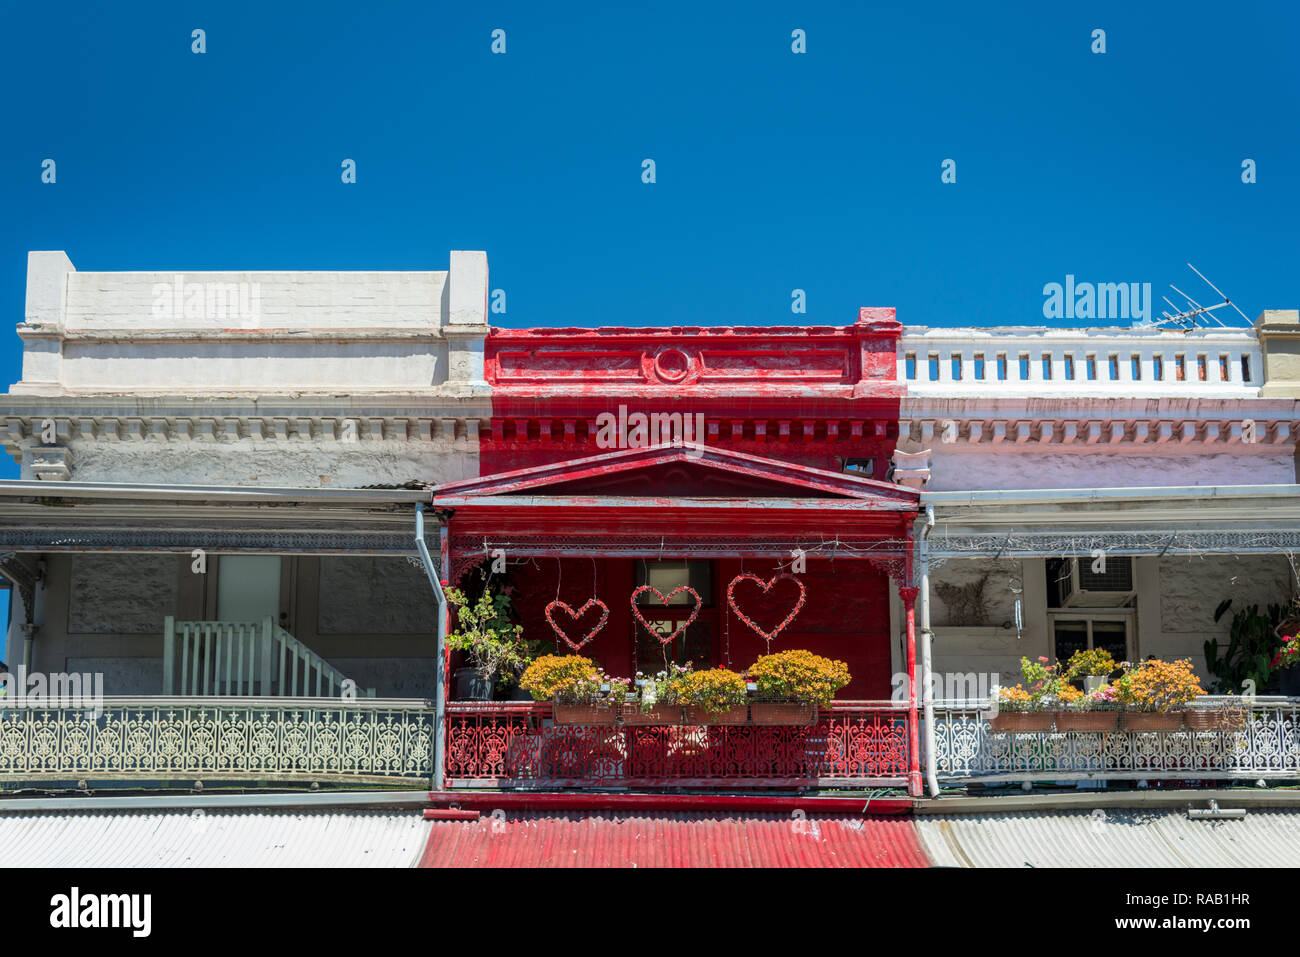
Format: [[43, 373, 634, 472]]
[[918, 503, 940, 798], [414, 502, 449, 792]]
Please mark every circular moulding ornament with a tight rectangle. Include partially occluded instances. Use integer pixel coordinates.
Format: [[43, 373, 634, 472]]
[[650, 348, 694, 384], [544, 598, 610, 651], [629, 585, 702, 646], [726, 572, 806, 645]]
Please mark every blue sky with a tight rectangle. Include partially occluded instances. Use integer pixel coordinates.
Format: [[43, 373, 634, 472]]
[[0, 1, 1294, 644], [1, 0, 1296, 356]]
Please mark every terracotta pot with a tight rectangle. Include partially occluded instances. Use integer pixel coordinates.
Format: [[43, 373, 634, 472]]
[[748, 700, 817, 727], [1121, 710, 1184, 731], [989, 711, 1054, 733], [621, 702, 683, 726], [1182, 709, 1246, 732], [684, 704, 749, 726], [552, 700, 619, 726], [1054, 710, 1119, 732]]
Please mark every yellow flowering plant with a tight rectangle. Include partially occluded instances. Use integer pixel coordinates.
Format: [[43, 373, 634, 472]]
[[519, 655, 599, 702], [748, 650, 851, 706], [674, 668, 748, 713]]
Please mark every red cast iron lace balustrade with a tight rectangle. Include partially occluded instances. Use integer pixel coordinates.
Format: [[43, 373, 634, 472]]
[[444, 701, 910, 788]]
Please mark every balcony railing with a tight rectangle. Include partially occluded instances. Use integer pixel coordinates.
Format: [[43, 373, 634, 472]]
[[445, 701, 911, 789], [0, 696, 434, 787], [931, 698, 1300, 784]]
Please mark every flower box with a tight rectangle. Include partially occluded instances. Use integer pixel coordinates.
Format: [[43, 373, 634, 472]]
[[621, 703, 683, 726], [552, 700, 620, 726], [1182, 708, 1246, 732], [1121, 710, 1184, 732], [748, 700, 817, 726], [988, 711, 1054, 733], [1053, 710, 1119, 732], [684, 704, 749, 726]]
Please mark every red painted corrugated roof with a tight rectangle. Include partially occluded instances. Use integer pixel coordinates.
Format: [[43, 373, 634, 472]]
[[419, 811, 929, 868]]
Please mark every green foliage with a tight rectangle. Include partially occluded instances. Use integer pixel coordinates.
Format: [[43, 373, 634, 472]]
[[1204, 599, 1284, 694], [445, 586, 547, 684]]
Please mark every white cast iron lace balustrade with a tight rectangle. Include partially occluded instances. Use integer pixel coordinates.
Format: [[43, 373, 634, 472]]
[[929, 697, 1300, 783], [0, 696, 433, 786]]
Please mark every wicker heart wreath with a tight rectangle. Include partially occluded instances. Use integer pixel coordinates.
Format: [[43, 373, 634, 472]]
[[727, 572, 806, 645], [544, 598, 610, 651], [629, 586, 702, 646]]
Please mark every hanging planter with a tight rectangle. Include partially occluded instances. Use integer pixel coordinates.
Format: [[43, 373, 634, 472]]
[[1054, 710, 1119, 732], [684, 704, 749, 726], [1182, 707, 1247, 732], [622, 702, 683, 726], [552, 700, 620, 726], [1121, 710, 1185, 732], [749, 699, 817, 726], [989, 711, 1054, 733]]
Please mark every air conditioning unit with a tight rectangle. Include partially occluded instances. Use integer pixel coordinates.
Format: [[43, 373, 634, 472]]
[[1059, 557, 1135, 607]]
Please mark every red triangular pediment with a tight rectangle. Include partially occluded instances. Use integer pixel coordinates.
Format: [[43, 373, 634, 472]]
[[434, 443, 917, 504]]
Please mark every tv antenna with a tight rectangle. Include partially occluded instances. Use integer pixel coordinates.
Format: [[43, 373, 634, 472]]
[[1146, 263, 1251, 330]]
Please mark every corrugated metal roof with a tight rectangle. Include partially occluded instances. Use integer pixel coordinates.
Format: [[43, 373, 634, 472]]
[[419, 811, 929, 867], [917, 809, 1300, 868], [0, 810, 431, 868]]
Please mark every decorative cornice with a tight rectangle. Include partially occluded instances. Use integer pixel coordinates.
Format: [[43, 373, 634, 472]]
[[898, 417, 1295, 449]]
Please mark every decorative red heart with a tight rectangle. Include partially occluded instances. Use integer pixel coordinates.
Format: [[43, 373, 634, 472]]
[[629, 585, 702, 646], [545, 598, 610, 651], [727, 573, 806, 644]]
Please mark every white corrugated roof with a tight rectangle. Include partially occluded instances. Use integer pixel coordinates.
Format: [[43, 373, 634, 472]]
[[917, 808, 1300, 867], [0, 810, 431, 868]]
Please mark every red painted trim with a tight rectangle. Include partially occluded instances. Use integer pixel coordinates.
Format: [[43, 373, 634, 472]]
[[426, 791, 913, 815], [424, 808, 481, 821]]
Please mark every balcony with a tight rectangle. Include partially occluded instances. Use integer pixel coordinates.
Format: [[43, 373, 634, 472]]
[[0, 697, 435, 788], [931, 697, 1300, 785], [444, 701, 911, 789]]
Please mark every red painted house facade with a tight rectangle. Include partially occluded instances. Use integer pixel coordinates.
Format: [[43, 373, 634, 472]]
[[435, 308, 925, 793]]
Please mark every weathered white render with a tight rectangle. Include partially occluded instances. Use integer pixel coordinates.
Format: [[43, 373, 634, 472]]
[[6, 250, 491, 487]]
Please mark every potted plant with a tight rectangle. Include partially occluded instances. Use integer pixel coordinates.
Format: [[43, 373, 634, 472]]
[[623, 665, 690, 726], [677, 668, 750, 725], [1055, 682, 1121, 732], [1063, 648, 1118, 693], [1114, 658, 1205, 730], [1271, 634, 1300, 697], [746, 650, 849, 726], [990, 683, 1054, 732], [445, 586, 536, 700], [519, 654, 627, 725], [989, 657, 1062, 732]]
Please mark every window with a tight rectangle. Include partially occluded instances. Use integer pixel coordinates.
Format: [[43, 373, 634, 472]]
[[1131, 354, 1142, 380], [1086, 354, 1097, 380], [1018, 353, 1030, 379], [951, 354, 962, 380], [1049, 615, 1131, 665], [905, 352, 917, 379], [974, 353, 986, 380], [1041, 354, 1052, 380], [1153, 355, 1164, 380], [634, 560, 714, 672], [1064, 355, 1075, 381], [1241, 355, 1252, 382], [842, 457, 874, 477], [996, 353, 1008, 380]]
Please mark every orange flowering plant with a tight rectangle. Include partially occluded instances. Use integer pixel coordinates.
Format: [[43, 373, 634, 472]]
[[520, 655, 600, 702], [1113, 658, 1205, 712], [748, 650, 851, 706]]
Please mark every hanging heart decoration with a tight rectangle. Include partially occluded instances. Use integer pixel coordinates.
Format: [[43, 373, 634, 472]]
[[727, 573, 806, 645], [629, 586, 702, 646], [544, 598, 610, 651]]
